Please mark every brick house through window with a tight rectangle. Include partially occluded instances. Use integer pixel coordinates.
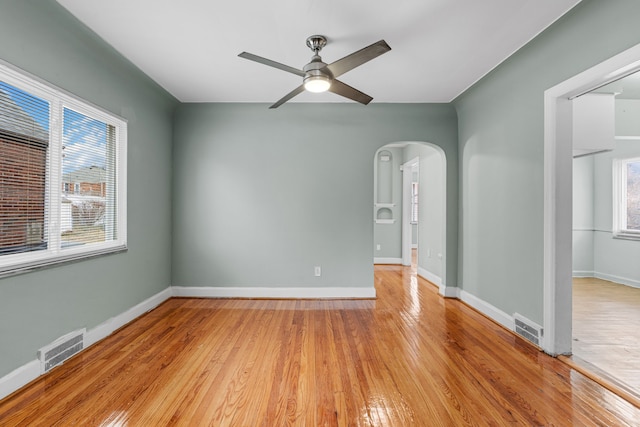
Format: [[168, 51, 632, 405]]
[[62, 166, 107, 197], [0, 88, 48, 254], [62, 165, 107, 229]]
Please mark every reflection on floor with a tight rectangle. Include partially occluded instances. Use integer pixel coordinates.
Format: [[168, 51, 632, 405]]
[[572, 277, 640, 396], [411, 248, 417, 270]]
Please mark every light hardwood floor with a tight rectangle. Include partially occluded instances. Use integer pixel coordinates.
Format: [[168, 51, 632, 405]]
[[570, 277, 640, 400], [1, 268, 640, 426]]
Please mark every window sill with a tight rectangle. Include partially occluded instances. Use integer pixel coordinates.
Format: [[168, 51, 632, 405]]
[[0, 244, 127, 279], [613, 232, 640, 241]]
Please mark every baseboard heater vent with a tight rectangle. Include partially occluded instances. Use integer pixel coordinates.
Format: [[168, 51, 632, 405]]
[[37, 328, 86, 373], [513, 313, 542, 346]]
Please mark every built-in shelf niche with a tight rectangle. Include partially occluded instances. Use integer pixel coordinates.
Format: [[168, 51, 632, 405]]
[[375, 219, 395, 224], [375, 151, 395, 224], [375, 207, 395, 224], [376, 150, 393, 204]]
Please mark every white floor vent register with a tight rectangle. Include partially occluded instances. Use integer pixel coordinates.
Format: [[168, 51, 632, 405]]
[[37, 328, 86, 373], [513, 313, 542, 347]]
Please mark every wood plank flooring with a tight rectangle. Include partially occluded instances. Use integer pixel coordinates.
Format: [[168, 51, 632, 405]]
[[1, 267, 640, 426], [571, 277, 640, 397]]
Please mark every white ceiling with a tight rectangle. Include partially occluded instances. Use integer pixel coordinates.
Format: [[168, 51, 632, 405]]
[[56, 0, 582, 104]]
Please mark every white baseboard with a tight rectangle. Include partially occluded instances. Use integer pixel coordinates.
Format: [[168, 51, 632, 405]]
[[373, 257, 402, 265], [171, 286, 376, 299], [440, 286, 459, 298], [0, 287, 172, 402], [86, 287, 172, 347], [458, 289, 515, 332], [572, 271, 640, 289], [417, 267, 442, 287], [0, 360, 40, 402], [572, 270, 594, 278], [594, 272, 640, 289]]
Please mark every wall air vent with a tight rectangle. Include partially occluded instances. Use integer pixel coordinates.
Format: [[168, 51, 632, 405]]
[[513, 313, 542, 347], [37, 328, 85, 373]]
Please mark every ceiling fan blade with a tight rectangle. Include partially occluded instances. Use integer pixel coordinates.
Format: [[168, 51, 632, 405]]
[[325, 40, 391, 78], [328, 79, 373, 105], [269, 85, 305, 109], [238, 52, 305, 77]]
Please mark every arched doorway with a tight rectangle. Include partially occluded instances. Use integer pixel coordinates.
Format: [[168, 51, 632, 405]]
[[373, 141, 449, 293]]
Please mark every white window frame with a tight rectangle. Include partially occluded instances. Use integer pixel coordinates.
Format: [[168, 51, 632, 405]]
[[0, 61, 127, 277], [612, 156, 640, 240]]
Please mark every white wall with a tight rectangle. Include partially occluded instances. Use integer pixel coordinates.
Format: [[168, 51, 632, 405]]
[[572, 155, 594, 276], [572, 99, 640, 287], [592, 139, 640, 287], [404, 144, 445, 283]]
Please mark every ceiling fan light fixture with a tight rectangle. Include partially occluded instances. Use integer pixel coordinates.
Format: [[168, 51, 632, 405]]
[[238, 35, 391, 108], [303, 75, 331, 93]]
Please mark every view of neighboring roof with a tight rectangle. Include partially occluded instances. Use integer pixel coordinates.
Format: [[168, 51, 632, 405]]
[[62, 165, 106, 183], [0, 87, 49, 142]]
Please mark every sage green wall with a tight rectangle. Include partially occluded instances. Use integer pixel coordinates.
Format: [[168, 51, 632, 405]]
[[0, 0, 177, 377], [172, 104, 458, 289], [454, 0, 640, 324]]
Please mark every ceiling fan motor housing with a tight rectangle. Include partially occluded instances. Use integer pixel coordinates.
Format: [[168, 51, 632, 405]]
[[303, 35, 333, 88], [303, 57, 332, 80]]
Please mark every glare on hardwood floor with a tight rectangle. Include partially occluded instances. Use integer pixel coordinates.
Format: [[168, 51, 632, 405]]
[[1, 269, 640, 425], [573, 277, 640, 394]]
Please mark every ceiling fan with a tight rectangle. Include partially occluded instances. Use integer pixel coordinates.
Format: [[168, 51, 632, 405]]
[[238, 35, 391, 109]]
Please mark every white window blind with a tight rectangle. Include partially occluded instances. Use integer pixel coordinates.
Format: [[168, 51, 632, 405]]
[[0, 81, 49, 255], [613, 157, 640, 239], [411, 182, 419, 224], [0, 62, 127, 276]]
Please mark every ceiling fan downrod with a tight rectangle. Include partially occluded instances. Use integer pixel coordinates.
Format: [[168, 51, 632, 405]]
[[306, 35, 327, 55]]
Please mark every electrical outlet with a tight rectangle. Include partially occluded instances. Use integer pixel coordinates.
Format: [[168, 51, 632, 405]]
[[314, 266, 321, 277], [427, 248, 431, 257], [376, 244, 381, 251]]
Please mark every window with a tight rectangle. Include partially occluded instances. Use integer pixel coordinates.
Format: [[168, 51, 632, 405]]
[[0, 62, 127, 276], [411, 182, 419, 224], [613, 157, 640, 239]]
